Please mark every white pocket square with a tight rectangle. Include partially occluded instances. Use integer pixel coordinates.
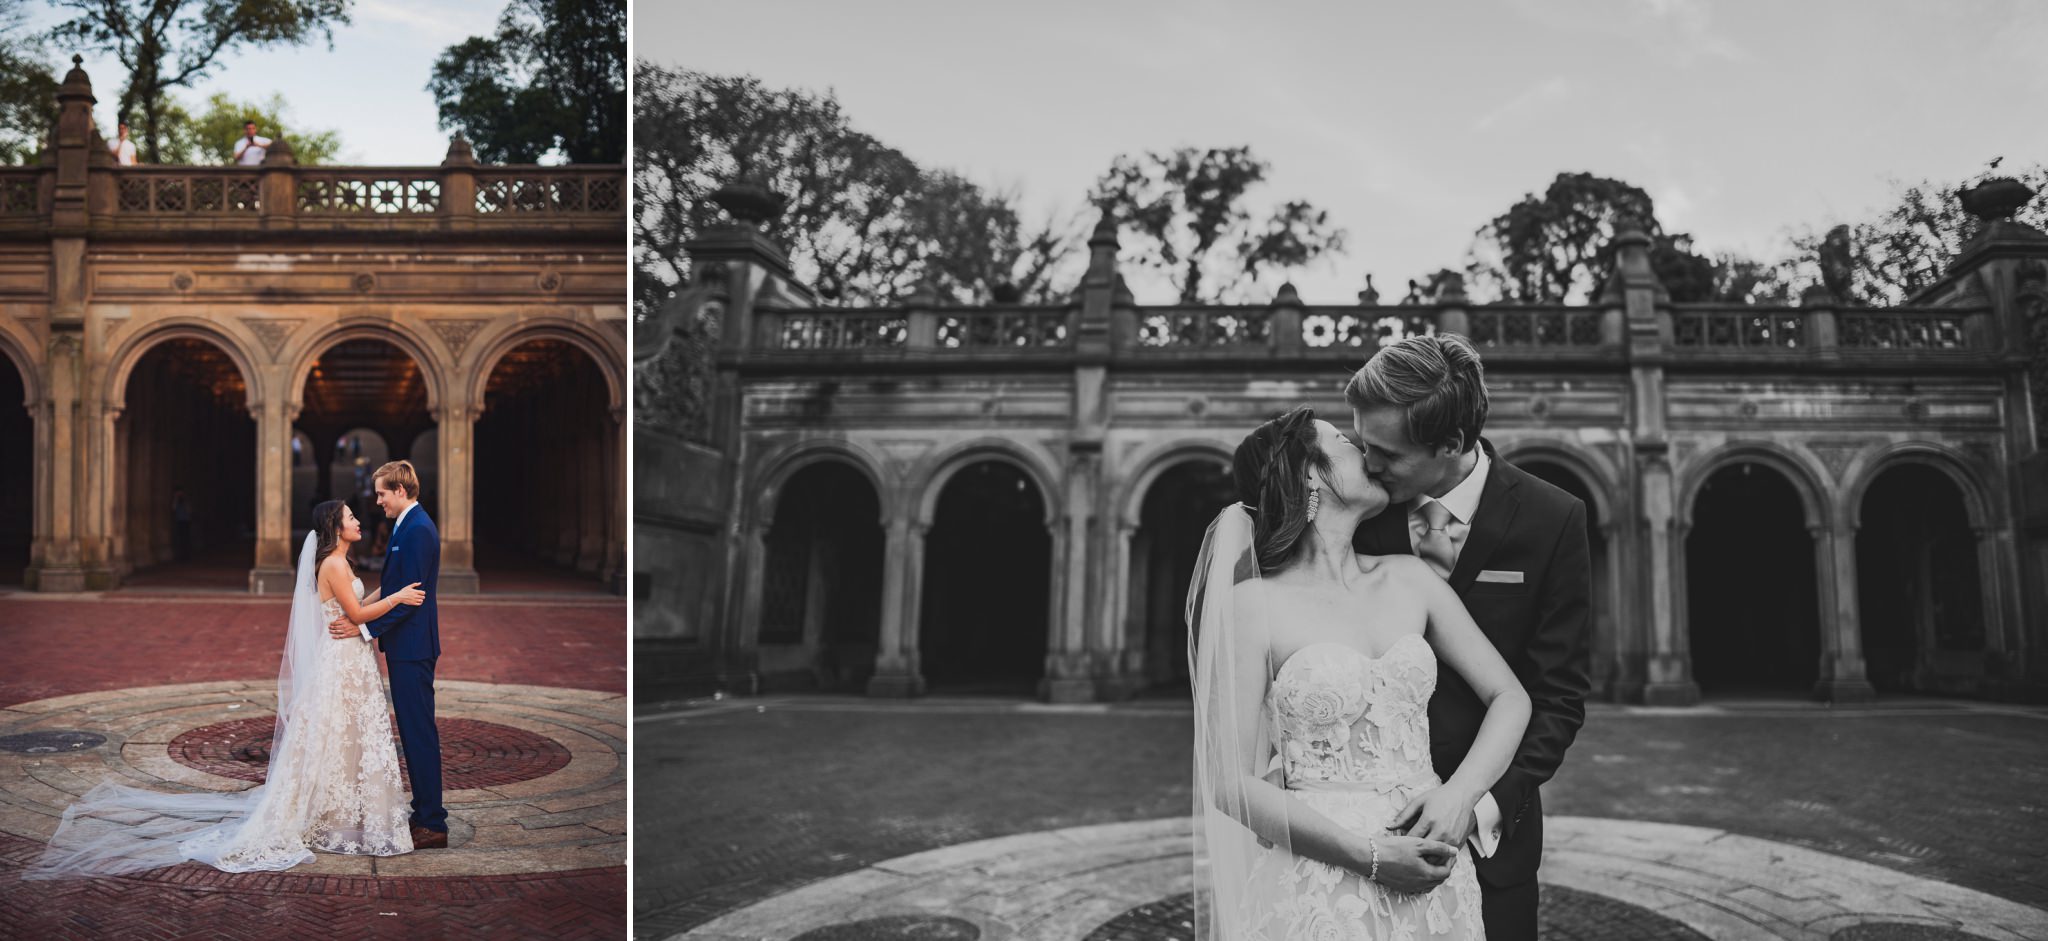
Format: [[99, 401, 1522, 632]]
[[1477, 570, 1524, 584]]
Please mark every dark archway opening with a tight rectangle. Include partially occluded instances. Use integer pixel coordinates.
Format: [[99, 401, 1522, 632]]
[[1132, 459, 1235, 697], [1857, 464, 1983, 694], [920, 462, 1050, 694], [475, 339, 615, 593], [293, 340, 434, 576], [759, 462, 884, 692], [1686, 462, 1819, 695], [120, 339, 256, 590], [1515, 460, 1615, 699], [0, 356, 29, 586]]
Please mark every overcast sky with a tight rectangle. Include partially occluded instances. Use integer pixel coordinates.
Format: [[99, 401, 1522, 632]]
[[639, 0, 2048, 304], [25, 0, 505, 166]]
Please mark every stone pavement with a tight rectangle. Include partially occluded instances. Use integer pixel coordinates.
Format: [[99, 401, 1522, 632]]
[[0, 590, 626, 940], [641, 695, 2048, 941]]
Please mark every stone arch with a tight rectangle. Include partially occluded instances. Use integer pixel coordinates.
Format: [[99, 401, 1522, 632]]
[[911, 438, 1063, 529], [103, 319, 264, 411], [1676, 441, 1831, 530], [1495, 438, 1618, 526], [1841, 443, 1994, 532], [750, 438, 897, 529], [282, 319, 446, 416], [0, 327, 38, 408], [1117, 438, 1237, 529], [466, 319, 625, 416]]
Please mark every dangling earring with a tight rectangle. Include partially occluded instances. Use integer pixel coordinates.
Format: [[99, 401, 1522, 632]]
[[1305, 485, 1321, 523]]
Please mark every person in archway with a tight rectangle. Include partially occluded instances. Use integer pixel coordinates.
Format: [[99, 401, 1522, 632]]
[[1347, 333, 1593, 941], [171, 488, 192, 562], [325, 460, 449, 849]]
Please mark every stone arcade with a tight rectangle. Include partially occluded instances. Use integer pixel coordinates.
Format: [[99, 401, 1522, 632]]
[[638, 179, 2048, 706], [1, 60, 628, 595]]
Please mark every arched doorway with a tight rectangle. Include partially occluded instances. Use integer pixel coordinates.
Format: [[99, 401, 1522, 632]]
[[1513, 459, 1616, 699], [1130, 458, 1235, 696], [289, 431, 317, 536], [0, 353, 29, 586], [474, 339, 616, 592], [119, 339, 256, 590], [294, 340, 435, 575], [757, 462, 884, 692], [1857, 463, 1984, 694], [919, 461, 1051, 694], [1685, 462, 1820, 696]]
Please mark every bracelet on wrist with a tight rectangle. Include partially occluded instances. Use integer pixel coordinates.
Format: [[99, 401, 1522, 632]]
[[1366, 835, 1381, 883]]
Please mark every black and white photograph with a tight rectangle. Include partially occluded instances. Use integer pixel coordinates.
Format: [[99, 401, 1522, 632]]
[[634, 2, 2048, 940]]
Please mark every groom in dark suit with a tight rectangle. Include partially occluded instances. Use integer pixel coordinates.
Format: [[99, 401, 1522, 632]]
[[1347, 334, 1592, 941], [328, 459, 448, 849]]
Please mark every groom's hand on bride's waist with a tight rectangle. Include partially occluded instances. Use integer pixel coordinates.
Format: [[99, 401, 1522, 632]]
[[326, 617, 357, 640]]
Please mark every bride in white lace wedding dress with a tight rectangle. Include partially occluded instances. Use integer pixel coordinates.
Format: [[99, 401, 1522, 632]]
[[28, 501, 424, 878], [1190, 408, 1531, 940]]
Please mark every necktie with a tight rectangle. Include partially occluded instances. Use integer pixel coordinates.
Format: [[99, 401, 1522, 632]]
[[1417, 500, 1456, 579]]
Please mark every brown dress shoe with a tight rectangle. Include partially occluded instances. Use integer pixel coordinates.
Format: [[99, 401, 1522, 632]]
[[410, 824, 449, 850]]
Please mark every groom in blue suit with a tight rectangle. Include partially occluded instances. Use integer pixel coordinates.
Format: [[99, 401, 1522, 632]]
[[328, 459, 448, 848]]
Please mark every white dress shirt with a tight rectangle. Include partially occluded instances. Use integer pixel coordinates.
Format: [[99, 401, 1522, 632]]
[[1406, 448, 1505, 858], [359, 502, 417, 642], [233, 135, 272, 166]]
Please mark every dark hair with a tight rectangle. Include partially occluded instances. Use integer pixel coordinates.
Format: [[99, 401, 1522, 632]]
[[1231, 406, 1332, 575], [311, 500, 348, 566], [1343, 332, 1489, 454]]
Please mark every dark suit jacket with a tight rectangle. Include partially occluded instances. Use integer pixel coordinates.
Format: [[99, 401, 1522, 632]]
[[1352, 438, 1592, 887], [366, 506, 441, 662]]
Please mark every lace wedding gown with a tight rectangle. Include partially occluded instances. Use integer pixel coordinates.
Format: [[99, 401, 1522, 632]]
[[30, 570, 412, 877], [1242, 634, 1485, 940], [180, 576, 413, 868]]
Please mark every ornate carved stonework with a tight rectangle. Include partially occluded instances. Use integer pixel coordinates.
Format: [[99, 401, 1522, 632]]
[[239, 318, 302, 360], [538, 270, 562, 292], [428, 318, 488, 360], [877, 439, 932, 471], [171, 271, 194, 292], [353, 272, 376, 293]]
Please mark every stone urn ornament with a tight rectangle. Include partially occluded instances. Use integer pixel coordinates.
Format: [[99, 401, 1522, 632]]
[[1958, 177, 2035, 222]]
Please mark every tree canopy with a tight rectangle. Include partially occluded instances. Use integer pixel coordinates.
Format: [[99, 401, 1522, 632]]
[[428, 0, 625, 164], [634, 64, 1078, 318], [1461, 171, 1741, 304], [173, 92, 341, 165], [0, 0, 57, 165], [1784, 159, 2048, 305], [44, 0, 350, 163], [1091, 146, 1345, 304]]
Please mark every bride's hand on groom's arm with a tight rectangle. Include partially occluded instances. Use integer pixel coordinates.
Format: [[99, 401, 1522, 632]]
[[394, 582, 426, 606], [1391, 784, 1479, 848]]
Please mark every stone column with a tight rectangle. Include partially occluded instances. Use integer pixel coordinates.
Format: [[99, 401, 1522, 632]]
[[604, 406, 626, 591], [33, 334, 85, 591], [868, 517, 927, 697], [1812, 523, 1874, 701], [1638, 452, 1697, 705], [438, 400, 479, 594], [1097, 520, 1139, 699], [108, 406, 127, 577], [249, 392, 297, 594]]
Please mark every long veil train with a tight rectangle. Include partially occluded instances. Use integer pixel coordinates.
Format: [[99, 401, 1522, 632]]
[[28, 532, 350, 877]]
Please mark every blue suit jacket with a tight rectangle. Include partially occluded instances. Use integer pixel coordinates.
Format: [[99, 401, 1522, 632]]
[[366, 506, 441, 661]]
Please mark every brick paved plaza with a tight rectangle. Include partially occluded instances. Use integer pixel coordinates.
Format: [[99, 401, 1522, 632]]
[[638, 695, 2048, 941], [0, 588, 627, 940]]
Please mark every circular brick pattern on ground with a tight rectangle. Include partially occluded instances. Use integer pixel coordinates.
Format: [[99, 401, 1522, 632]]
[[1832, 926, 1996, 941], [169, 716, 571, 789], [1078, 887, 1710, 941], [791, 915, 982, 940]]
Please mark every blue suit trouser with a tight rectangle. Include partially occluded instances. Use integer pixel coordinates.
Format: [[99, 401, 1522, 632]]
[[386, 657, 446, 832]]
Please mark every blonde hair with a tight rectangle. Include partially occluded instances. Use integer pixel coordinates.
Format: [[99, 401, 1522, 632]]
[[1344, 333, 1489, 454], [373, 460, 420, 500]]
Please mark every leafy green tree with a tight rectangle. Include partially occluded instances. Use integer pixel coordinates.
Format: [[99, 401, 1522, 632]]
[[0, 0, 57, 165], [1090, 146, 1346, 304], [428, 0, 624, 164], [45, 0, 350, 163], [173, 92, 341, 164], [633, 64, 1076, 315], [1784, 159, 2048, 305]]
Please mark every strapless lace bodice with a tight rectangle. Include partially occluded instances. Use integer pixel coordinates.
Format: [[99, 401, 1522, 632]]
[[1269, 634, 1437, 790], [320, 577, 364, 625], [1240, 631, 1484, 939]]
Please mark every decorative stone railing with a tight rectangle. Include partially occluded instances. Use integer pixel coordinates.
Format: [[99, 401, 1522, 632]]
[[742, 298, 2000, 367], [0, 162, 623, 236]]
